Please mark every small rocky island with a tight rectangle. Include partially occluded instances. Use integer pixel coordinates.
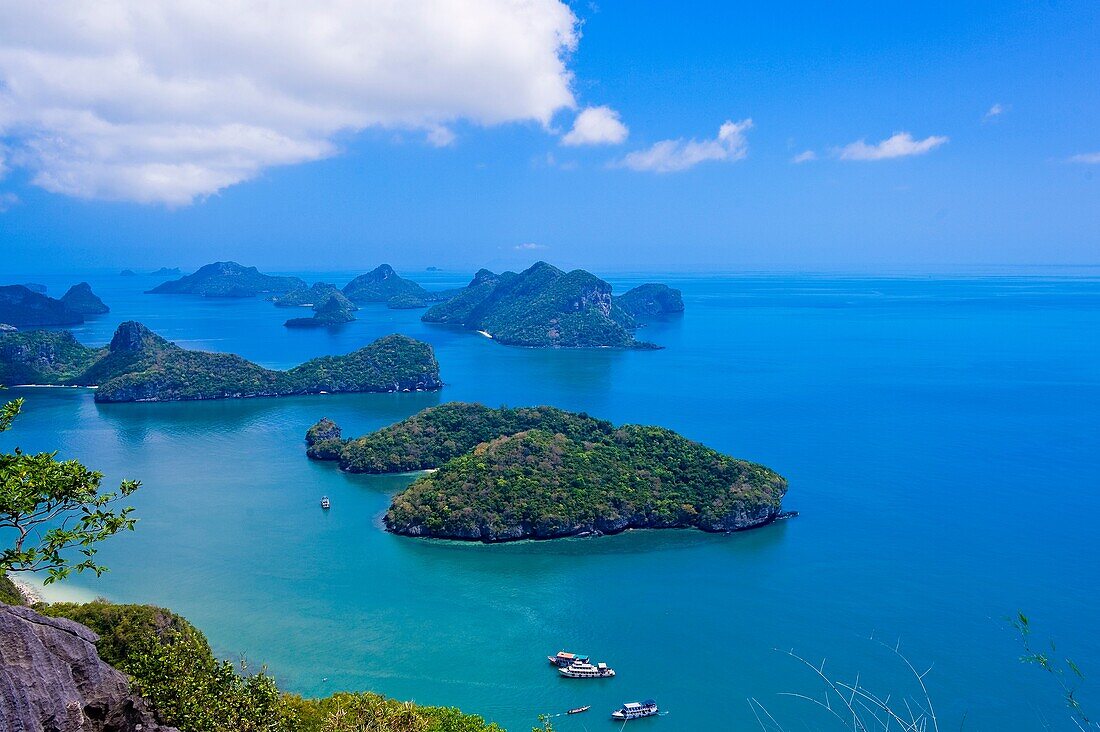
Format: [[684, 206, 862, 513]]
[[0, 322, 441, 402], [60, 282, 110, 314], [421, 262, 683, 348], [307, 403, 787, 542], [342, 264, 443, 309], [147, 261, 306, 297], [284, 293, 358, 328], [0, 283, 109, 327]]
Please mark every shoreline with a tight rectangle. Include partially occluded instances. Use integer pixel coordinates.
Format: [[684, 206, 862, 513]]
[[11, 577, 42, 605]]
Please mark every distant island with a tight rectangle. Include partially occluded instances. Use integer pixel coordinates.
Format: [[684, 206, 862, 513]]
[[307, 403, 787, 542], [615, 282, 684, 319], [284, 294, 357, 328], [149, 267, 182, 276], [342, 264, 444, 309], [0, 322, 441, 402], [420, 261, 684, 348], [60, 282, 110, 314], [147, 261, 306, 298], [0, 283, 109, 327]]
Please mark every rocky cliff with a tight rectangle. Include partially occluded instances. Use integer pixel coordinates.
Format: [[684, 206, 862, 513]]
[[0, 603, 176, 732]]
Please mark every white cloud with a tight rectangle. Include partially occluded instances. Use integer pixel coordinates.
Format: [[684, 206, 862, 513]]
[[791, 150, 816, 164], [984, 103, 1006, 121], [515, 242, 547, 250], [0, 0, 579, 205], [426, 126, 457, 148], [1068, 152, 1100, 164], [619, 119, 753, 173], [561, 105, 628, 146], [837, 132, 948, 161], [0, 192, 19, 212]]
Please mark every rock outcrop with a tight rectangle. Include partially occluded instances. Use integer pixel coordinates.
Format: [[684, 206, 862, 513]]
[[0, 603, 176, 732]]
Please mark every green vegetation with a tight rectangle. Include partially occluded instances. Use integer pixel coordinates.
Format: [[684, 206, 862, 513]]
[[421, 262, 658, 348], [148, 261, 306, 297], [1, 396, 139, 583], [38, 600, 503, 732], [60, 282, 110, 314], [0, 323, 441, 401], [615, 283, 684, 319], [309, 403, 787, 542], [343, 264, 438, 307], [0, 284, 85, 327], [273, 282, 355, 310], [285, 294, 358, 328], [0, 571, 23, 604]]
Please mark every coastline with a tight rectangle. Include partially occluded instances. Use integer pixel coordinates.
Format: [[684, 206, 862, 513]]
[[11, 577, 42, 605]]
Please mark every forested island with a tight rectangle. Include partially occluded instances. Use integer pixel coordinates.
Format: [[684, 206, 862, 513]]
[[0, 322, 441, 402], [342, 264, 446, 309], [421, 262, 683, 348], [307, 403, 787, 542], [0, 283, 109, 327], [147, 261, 305, 297]]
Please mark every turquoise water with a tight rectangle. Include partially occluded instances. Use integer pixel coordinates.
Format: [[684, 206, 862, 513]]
[[4, 271, 1100, 730]]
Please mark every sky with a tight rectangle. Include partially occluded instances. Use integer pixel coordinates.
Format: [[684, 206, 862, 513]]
[[1, 0, 1098, 273]]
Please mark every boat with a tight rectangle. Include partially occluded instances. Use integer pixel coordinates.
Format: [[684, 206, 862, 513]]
[[320, 496, 331, 509], [611, 700, 659, 721], [547, 651, 589, 668], [567, 706, 591, 715], [559, 661, 615, 678]]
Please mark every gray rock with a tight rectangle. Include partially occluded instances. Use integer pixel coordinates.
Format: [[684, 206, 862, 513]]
[[0, 603, 176, 732]]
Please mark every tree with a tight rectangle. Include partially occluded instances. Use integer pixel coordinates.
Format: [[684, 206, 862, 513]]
[[0, 396, 140, 583]]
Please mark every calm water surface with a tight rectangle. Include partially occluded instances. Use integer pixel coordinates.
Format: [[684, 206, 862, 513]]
[[3, 271, 1099, 730]]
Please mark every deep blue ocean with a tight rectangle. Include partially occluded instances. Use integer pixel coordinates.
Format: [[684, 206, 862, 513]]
[[3, 270, 1099, 731]]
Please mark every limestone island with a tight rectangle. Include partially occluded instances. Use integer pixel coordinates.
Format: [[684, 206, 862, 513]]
[[342, 264, 448, 309], [284, 293, 358, 328], [0, 321, 441, 402], [420, 261, 684, 348], [306, 403, 788, 542], [146, 261, 306, 297], [0, 283, 109, 327]]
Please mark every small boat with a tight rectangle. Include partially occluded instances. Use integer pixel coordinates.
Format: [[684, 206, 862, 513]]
[[320, 496, 331, 509], [567, 706, 591, 715], [611, 700, 659, 721], [548, 651, 589, 668], [559, 661, 615, 678]]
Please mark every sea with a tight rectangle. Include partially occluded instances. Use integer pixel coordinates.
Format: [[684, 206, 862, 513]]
[[3, 269, 1099, 731]]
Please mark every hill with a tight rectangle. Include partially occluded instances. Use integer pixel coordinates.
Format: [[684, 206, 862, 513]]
[[147, 261, 305, 297], [0, 322, 441, 402], [60, 282, 110, 314], [615, 283, 684, 318], [342, 264, 446, 308], [307, 403, 788, 542], [421, 262, 666, 348], [0, 285, 84, 327]]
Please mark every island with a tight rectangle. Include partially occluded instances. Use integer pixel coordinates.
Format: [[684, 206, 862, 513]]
[[615, 283, 685, 319], [0, 285, 84, 327], [306, 402, 788, 542], [272, 281, 352, 308], [149, 267, 182, 276], [421, 261, 666, 348], [60, 282, 110, 314], [146, 261, 306, 297], [22, 283, 48, 293], [0, 321, 441, 402], [342, 264, 445, 309], [284, 294, 357, 328], [119, 269, 137, 276]]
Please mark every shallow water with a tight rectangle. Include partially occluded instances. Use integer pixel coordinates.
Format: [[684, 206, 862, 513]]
[[4, 271, 1099, 730]]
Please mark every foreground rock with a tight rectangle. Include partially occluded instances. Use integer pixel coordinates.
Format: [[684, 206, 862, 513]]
[[0, 322, 442, 401], [309, 403, 788, 543], [0, 603, 176, 732]]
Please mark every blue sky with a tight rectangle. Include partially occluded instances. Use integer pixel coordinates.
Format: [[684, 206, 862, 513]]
[[1, 0, 1098, 272]]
